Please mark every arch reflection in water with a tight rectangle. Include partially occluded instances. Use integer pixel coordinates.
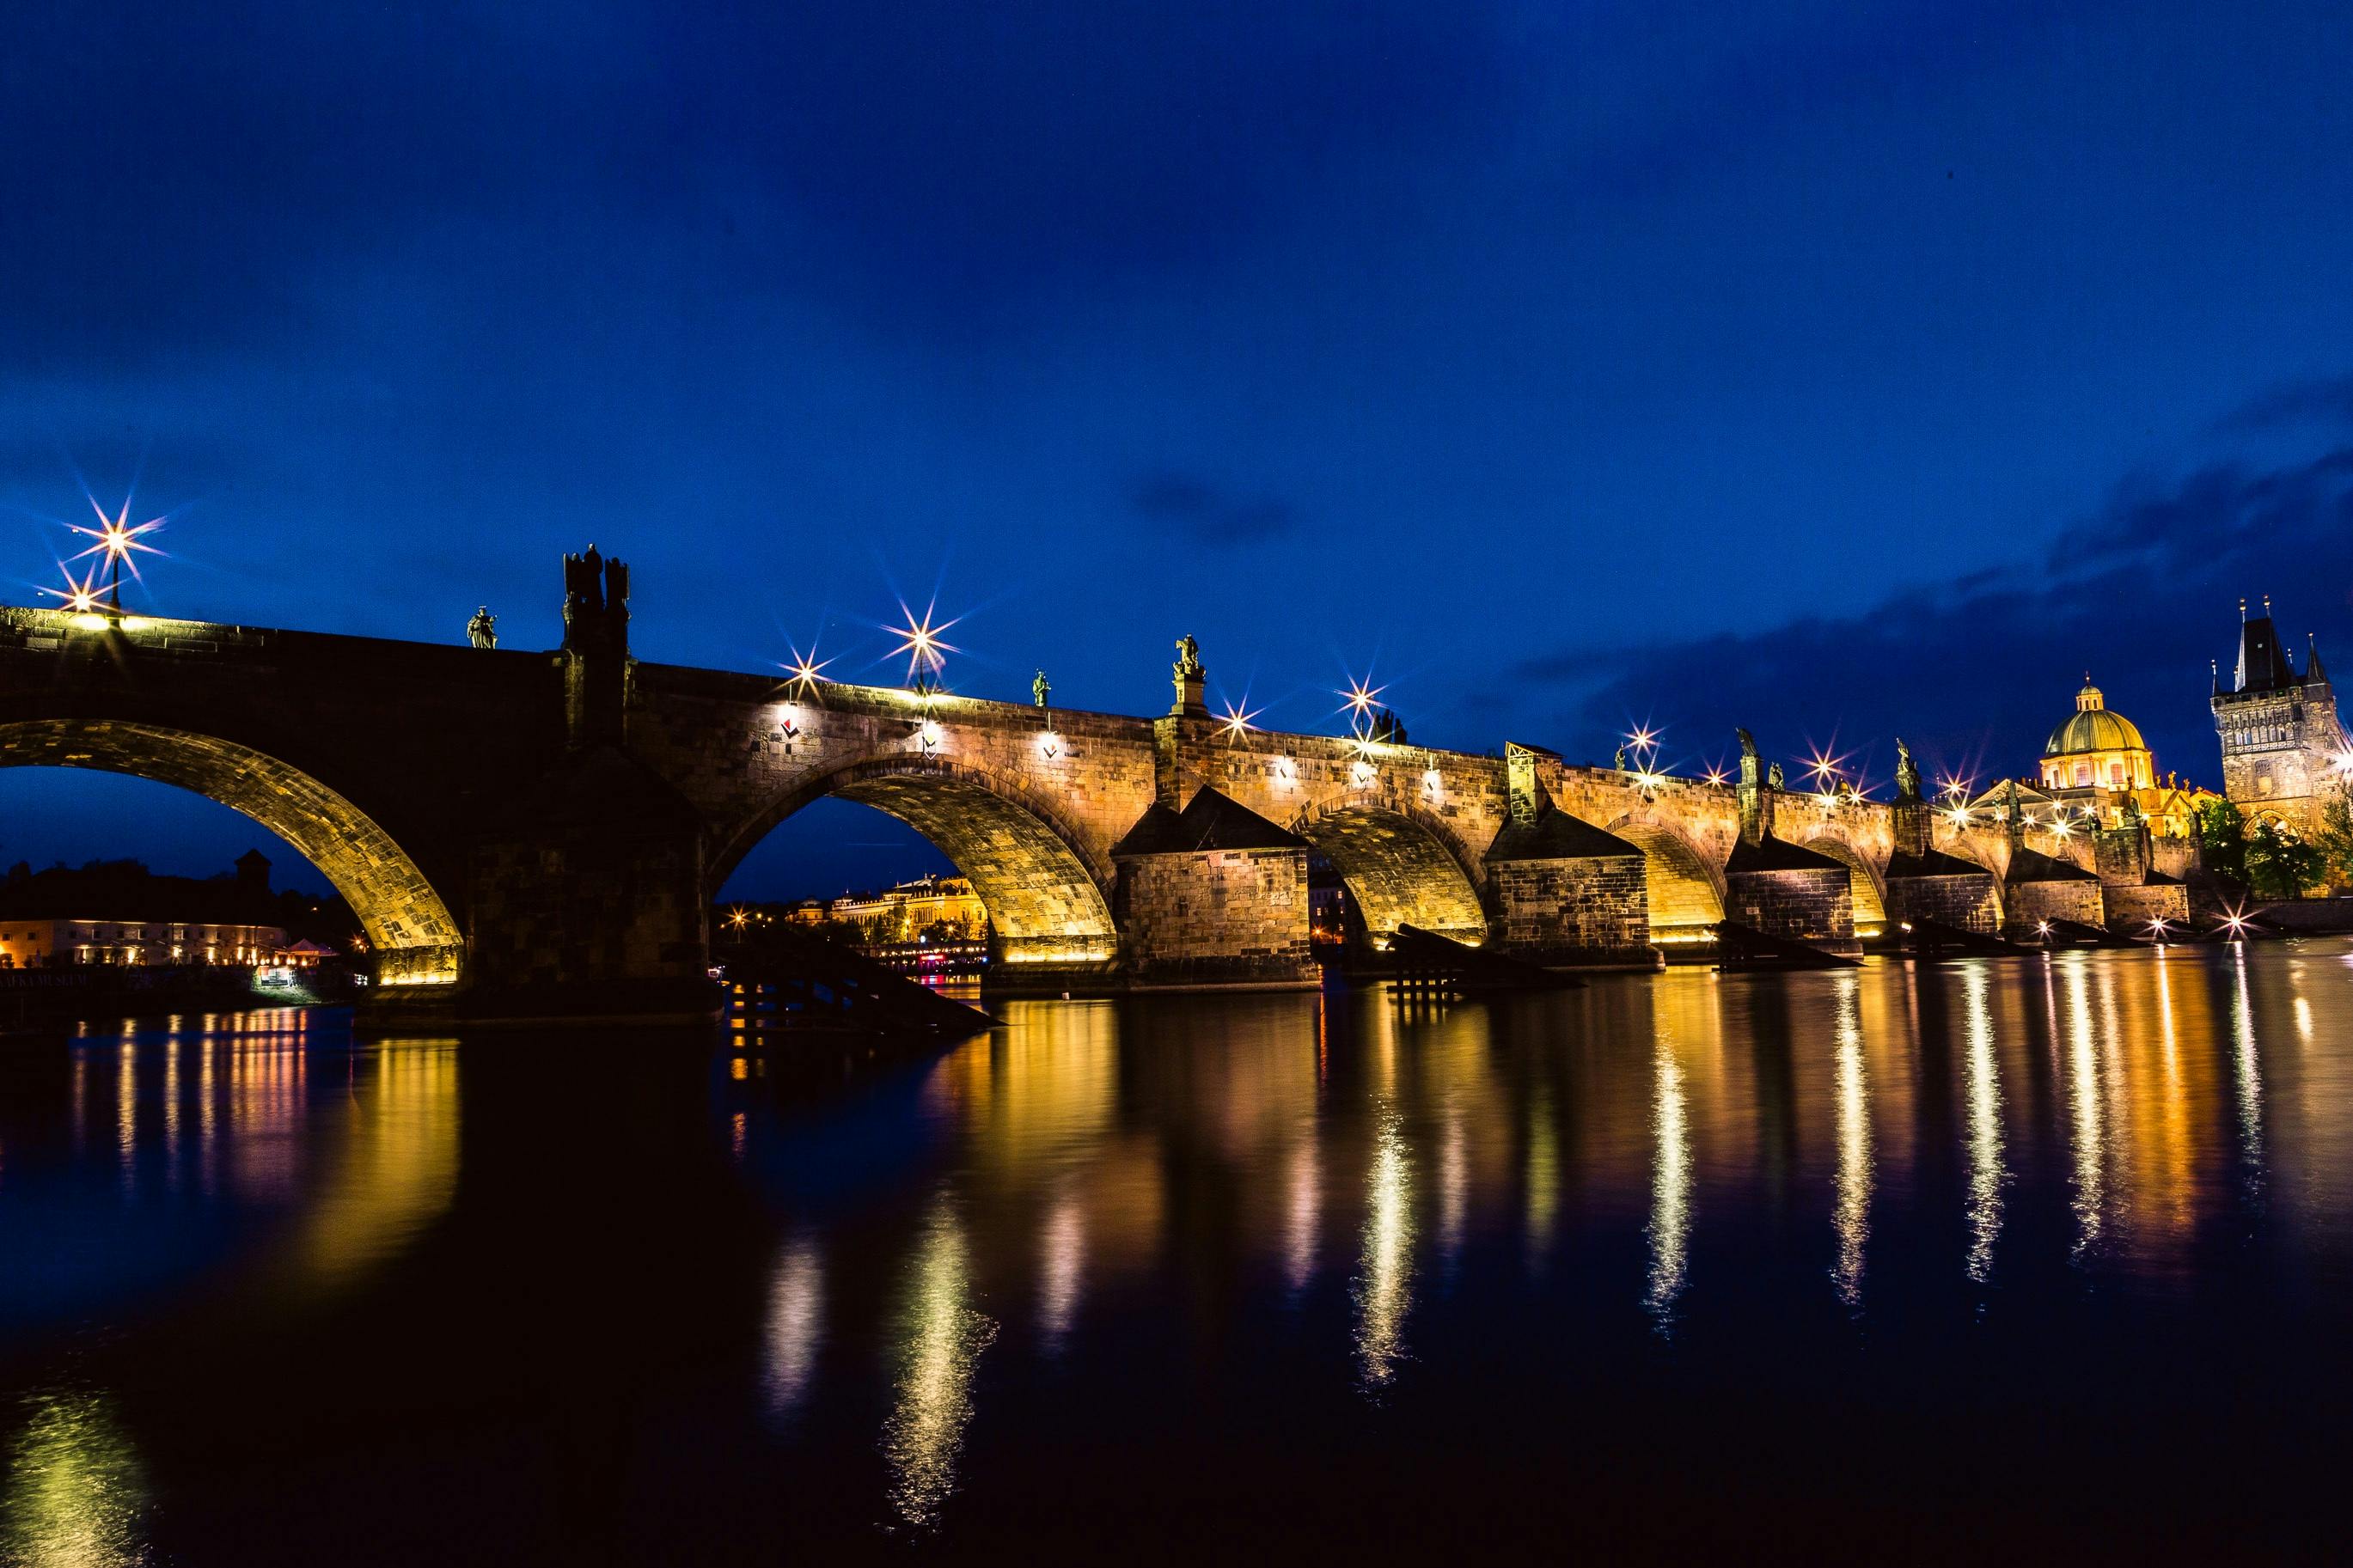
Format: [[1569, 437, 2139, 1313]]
[[1643, 1040, 1690, 1327], [1354, 1105, 1415, 1389], [766, 1236, 823, 1421], [1962, 964, 2005, 1284], [284, 1042, 461, 1295], [1830, 973, 1871, 1308], [883, 1196, 997, 1531], [0, 1387, 150, 1568]]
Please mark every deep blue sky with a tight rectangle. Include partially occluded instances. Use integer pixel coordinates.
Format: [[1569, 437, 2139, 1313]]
[[5, 1, 2352, 899]]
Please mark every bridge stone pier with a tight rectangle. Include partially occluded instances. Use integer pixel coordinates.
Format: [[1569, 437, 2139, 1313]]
[[0, 549, 2203, 1024]]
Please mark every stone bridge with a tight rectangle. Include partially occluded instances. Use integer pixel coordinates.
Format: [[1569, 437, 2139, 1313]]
[[0, 549, 2193, 1022]]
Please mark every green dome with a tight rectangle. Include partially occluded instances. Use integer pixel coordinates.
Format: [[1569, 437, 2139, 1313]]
[[2043, 681, 2147, 757]]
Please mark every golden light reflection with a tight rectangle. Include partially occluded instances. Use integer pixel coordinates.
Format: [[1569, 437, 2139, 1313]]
[[0, 1387, 151, 1568], [1525, 1085, 1558, 1266], [1354, 1106, 1414, 1388], [1037, 1192, 1084, 1350], [1644, 1041, 1690, 1327], [278, 1043, 460, 1296], [1830, 973, 1870, 1308], [1438, 1110, 1468, 1266], [883, 1199, 996, 1530], [766, 1237, 823, 1419], [1285, 1139, 1320, 1295], [2063, 960, 2106, 1258], [1962, 965, 2005, 1284], [115, 1044, 134, 1195], [2230, 947, 2266, 1200]]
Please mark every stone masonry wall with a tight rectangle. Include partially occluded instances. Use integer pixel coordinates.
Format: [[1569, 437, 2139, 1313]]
[[1725, 866, 1855, 951], [1882, 872, 2002, 935], [2004, 878, 2105, 934], [2103, 882, 2190, 932], [1114, 845, 1317, 985], [1487, 857, 1651, 963]]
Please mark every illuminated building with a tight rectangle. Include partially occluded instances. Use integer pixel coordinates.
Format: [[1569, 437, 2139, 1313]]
[[2210, 599, 2348, 833], [828, 874, 988, 944], [0, 918, 302, 969], [0, 850, 327, 969], [1968, 677, 2216, 836]]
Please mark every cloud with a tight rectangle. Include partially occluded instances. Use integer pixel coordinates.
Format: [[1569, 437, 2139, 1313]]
[[1129, 472, 1297, 546], [2209, 375, 2353, 435], [1510, 379, 2353, 790]]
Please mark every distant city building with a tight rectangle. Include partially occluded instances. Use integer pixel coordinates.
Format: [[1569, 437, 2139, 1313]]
[[0, 918, 301, 969], [828, 874, 987, 944], [2211, 601, 2348, 833], [0, 850, 333, 970], [1966, 677, 2216, 837]]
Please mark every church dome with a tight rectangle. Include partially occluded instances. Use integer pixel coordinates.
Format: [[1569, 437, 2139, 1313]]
[[2043, 680, 2147, 757]]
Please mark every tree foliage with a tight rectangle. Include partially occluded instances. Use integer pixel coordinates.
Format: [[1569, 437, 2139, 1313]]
[[2312, 791, 2353, 886], [2245, 815, 2326, 900], [2196, 797, 2248, 888]]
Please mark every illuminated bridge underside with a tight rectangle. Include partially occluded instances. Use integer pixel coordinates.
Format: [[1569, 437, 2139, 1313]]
[[828, 772, 1117, 964], [1800, 837, 1888, 929], [1605, 820, 1726, 934], [0, 720, 463, 980], [1296, 805, 1486, 942]]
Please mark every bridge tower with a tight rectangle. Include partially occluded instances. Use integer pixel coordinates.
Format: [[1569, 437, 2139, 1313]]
[[2211, 596, 2346, 834]]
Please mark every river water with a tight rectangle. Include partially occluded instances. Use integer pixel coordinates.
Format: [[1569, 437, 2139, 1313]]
[[3, 946, 2351, 1564]]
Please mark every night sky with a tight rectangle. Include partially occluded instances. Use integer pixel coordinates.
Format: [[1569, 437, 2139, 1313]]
[[6, 3, 2353, 899]]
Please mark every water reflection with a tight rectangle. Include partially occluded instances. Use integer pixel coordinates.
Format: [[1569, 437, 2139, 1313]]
[[1525, 1084, 1558, 1266], [1644, 1039, 1690, 1327], [0, 1387, 150, 1568], [2063, 960, 2108, 1258], [1283, 1138, 1320, 1295], [1830, 974, 1870, 1308], [5, 949, 2353, 1559], [1037, 1189, 1085, 1351], [1962, 964, 2005, 1284], [1354, 1105, 1414, 1388], [766, 1235, 824, 1420], [282, 1043, 460, 1295], [2230, 947, 2267, 1209], [882, 1197, 997, 1530]]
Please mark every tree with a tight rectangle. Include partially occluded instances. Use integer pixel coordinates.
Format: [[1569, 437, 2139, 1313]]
[[2245, 816, 2326, 900], [2313, 791, 2353, 888], [2196, 797, 2249, 888]]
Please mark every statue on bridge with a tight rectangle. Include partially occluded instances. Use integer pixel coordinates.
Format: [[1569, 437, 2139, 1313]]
[[1894, 736, 1921, 801], [467, 606, 498, 650], [1033, 668, 1051, 710], [1171, 635, 1208, 717], [1767, 760, 1785, 790], [1737, 728, 1760, 788], [1614, 745, 1626, 771]]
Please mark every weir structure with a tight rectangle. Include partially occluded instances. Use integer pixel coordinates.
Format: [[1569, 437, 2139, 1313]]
[[0, 549, 2196, 1023]]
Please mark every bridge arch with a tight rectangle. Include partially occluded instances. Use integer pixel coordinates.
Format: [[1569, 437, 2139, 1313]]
[[1794, 831, 1888, 930], [713, 753, 1118, 965], [0, 720, 462, 985], [1287, 796, 1487, 944], [1603, 816, 1726, 937]]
